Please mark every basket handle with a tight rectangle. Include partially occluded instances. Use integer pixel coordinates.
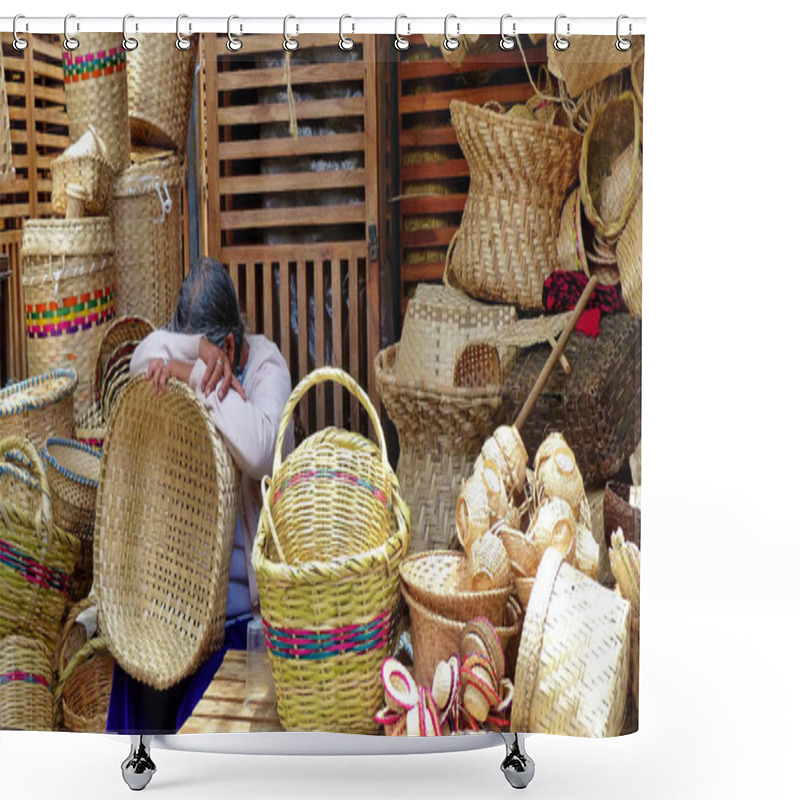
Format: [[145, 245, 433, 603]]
[[271, 367, 388, 478], [53, 636, 108, 726], [0, 436, 53, 534], [443, 229, 462, 290]]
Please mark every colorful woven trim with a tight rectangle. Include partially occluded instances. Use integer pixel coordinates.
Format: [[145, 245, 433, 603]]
[[26, 288, 115, 338], [0, 369, 77, 418], [0, 462, 40, 492], [63, 49, 126, 83], [273, 469, 389, 507], [0, 538, 71, 595], [42, 438, 102, 490], [0, 671, 50, 690], [265, 609, 396, 661]]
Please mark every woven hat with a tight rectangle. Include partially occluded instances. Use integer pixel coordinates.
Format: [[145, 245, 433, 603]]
[[547, 34, 632, 98]]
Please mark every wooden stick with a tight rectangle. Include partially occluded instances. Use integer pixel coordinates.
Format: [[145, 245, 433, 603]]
[[513, 275, 599, 430]]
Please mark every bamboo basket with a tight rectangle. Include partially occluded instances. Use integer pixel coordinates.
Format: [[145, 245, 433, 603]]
[[511, 548, 630, 737], [56, 595, 97, 673], [547, 34, 632, 98], [54, 637, 114, 733], [604, 481, 641, 550], [51, 126, 114, 216], [127, 33, 197, 153], [93, 315, 154, 402], [94, 377, 239, 689], [41, 438, 102, 603], [617, 195, 642, 316], [1, 48, 13, 184], [62, 33, 130, 174], [0, 635, 54, 731], [557, 187, 590, 276], [74, 405, 106, 449], [21, 218, 116, 418], [447, 100, 582, 309], [0, 437, 81, 651], [112, 149, 184, 326]]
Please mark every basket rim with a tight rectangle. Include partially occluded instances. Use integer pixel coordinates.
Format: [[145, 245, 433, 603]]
[[0, 369, 77, 419], [42, 437, 102, 490], [402, 586, 521, 635], [399, 550, 512, 602]]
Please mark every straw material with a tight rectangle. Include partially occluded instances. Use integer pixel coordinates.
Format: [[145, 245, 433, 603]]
[[94, 377, 239, 690], [400, 550, 511, 627], [56, 595, 97, 674], [0, 437, 81, 652], [604, 482, 641, 550], [21, 219, 116, 418], [448, 100, 582, 309], [631, 50, 644, 112], [609, 530, 640, 710], [511, 548, 630, 736], [74, 405, 106, 449], [52, 127, 114, 216], [1, 48, 13, 184], [481, 425, 528, 498], [469, 532, 512, 591], [54, 636, 113, 733], [557, 187, 590, 276], [547, 35, 632, 98], [422, 34, 495, 68], [505, 314, 641, 489], [62, 34, 130, 174], [455, 472, 490, 553], [0, 370, 77, 452], [93, 315, 154, 402], [0, 635, 54, 731], [376, 345, 504, 552], [617, 195, 642, 316], [532, 432, 585, 515], [113, 149, 184, 326], [127, 34, 197, 153]]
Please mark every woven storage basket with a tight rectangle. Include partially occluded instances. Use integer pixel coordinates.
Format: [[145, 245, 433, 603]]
[[74, 405, 106, 449], [93, 315, 154, 402], [547, 34, 632, 98], [254, 372, 409, 733], [21, 219, 116, 418], [376, 345, 505, 552], [447, 100, 582, 310], [41, 438, 102, 603], [0, 635, 54, 730], [0, 437, 81, 651], [54, 637, 114, 733], [127, 34, 197, 152], [604, 481, 641, 550], [0, 369, 77, 451], [113, 149, 184, 326], [616, 195, 642, 316], [1, 48, 13, 184], [62, 34, 130, 174], [52, 126, 114, 216], [57, 596, 97, 673], [580, 92, 642, 240], [400, 550, 512, 627], [557, 188, 590, 276], [511, 547, 630, 736], [94, 376, 239, 689], [504, 314, 641, 489], [403, 591, 521, 688]]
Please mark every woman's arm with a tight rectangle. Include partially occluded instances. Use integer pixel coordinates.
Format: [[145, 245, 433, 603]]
[[130, 331, 203, 376]]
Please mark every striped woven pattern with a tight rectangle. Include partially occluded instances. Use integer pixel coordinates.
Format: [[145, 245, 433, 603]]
[[0, 636, 54, 730], [62, 48, 127, 83], [273, 469, 389, 508], [0, 537, 72, 594], [26, 287, 115, 338], [0, 670, 50, 689]]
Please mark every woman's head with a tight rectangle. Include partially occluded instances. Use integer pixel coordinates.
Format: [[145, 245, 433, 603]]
[[170, 257, 245, 366]]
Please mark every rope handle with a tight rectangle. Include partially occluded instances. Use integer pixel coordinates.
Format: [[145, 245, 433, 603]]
[[0, 436, 53, 537]]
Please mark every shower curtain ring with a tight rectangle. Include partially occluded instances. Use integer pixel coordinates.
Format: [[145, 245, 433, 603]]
[[339, 15, 355, 50], [176, 14, 192, 50], [63, 14, 79, 51], [227, 15, 243, 51], [122, 15, 138, 51], [553, 14, 570, 51], [616, 15, 632, 51], [394, 15, 410, 50], [12, 15, 29, 51], [499, 14, 516, 50], [443, 14, 460, 51], [283, 16, 299, 51]]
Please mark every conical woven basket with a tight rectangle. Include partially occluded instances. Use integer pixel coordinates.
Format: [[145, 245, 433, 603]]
[[127, 33, 197, 152], [616, 195, 642, 316], [547, 34, 632, 98], [62, 33, 130, 174], [21, 219, 116, 418], [94, 377, 239, 689], [112, 149, 184, 326], [448, 100, 582, 309], [51, 126, 114, 216], [1, 47, 14, 184], [0, 635, 54, 731], [511, 547, 630, 736]]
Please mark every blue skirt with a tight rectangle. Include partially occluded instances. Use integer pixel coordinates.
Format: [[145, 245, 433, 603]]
[[106, 615, 251, 735]]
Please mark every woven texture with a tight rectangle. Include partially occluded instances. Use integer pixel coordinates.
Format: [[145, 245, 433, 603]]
[[54, 636, 113, 733], [74, 405, 106, 449], [52, 127, 114, 216], [127, 34, 197, 152], [62, 33, 130, 174], [376, 345, 504, 552], [112, 149, 184, 326], [1, 48, 13, 183], [504, 314, 641, 489], [511, 548, 630, 736], [94, 316, 154, 403], [94, 377, 239, 690], [557, 187, 590, 275], [0, 437, 81, 652], [448, 100, 582, 309], [547, 34, 632, 98], [21, 218, 116, 418], [604, 481, 641, 550], [616, 195, 642, 316], [0, 635, 54, 730]]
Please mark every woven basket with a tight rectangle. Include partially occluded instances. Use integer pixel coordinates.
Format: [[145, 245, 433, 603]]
[[62, 33, 130, 174], [56, 595, 96, 673], [403, 591, 521, 688], [54, 637, 114, 733], [1, 47, 13, 184], [113, 149, 184, 326], [580, 92, 642, 240], [504, 314, 641, 489], [94, 315, 154, 401], [376, 345, 504, 552], [604, 482, 641, 550], [511, 547, 630, 736], [21, 218, 116, 418], [447, 100, 582, 309], [41, 438, 102, 603], [127, 33, 197, 153], [556, 187, 590, 276], [547, 34, 632, 98], [0, 437, 81, 652], [400, 551, 512, 627], [0, 635, 54, 730], [94, 377, 239, 689], [52, 126, 114, 216], [617, 195, 642, 316], [0, 369, 77, 451], [74, 405, 106, 449]]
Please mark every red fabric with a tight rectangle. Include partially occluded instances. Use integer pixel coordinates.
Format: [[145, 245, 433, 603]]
[[542, 271, 624, 338]]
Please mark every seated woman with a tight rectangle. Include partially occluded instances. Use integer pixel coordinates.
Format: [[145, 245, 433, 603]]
[[106, 256, 294, 734]]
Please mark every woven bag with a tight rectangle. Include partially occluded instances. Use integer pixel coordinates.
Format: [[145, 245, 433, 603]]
[[41, 438, 102, 603], [511, 547, 630, 736], [547, 34, 632, 98], [0, 635, 54, 730], [94, 377, 239, 689], [112, 149, 184, 326], [21, 218, 116, 418], [62, 33, 130, 174], [54, 637, 114, 733], [376, 345, 504, 552], [447, 100, 582, 309], [504, 314, 641, 489], [1, 47, 13, 184], [616, 195, 642, 316], [127, 33, 197, 153], [51, 126, 114, 216], [0, 436, 81, 651]]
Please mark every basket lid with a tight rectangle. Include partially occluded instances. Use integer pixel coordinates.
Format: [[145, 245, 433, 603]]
[[0, 369, 78, 418], [21, 218, 114, 258], [114, 148, 183, 196]]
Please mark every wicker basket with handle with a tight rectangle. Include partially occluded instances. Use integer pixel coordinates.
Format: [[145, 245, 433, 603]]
[[54, 636, 114, 733], [0, 635, 54, 731]]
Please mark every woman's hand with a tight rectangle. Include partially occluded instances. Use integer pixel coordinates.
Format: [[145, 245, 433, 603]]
[[145, 358, 194, 395], [198, 337, 246, 402]]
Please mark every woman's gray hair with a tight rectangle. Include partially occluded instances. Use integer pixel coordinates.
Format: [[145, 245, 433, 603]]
[[169, 257, 245, 366]]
